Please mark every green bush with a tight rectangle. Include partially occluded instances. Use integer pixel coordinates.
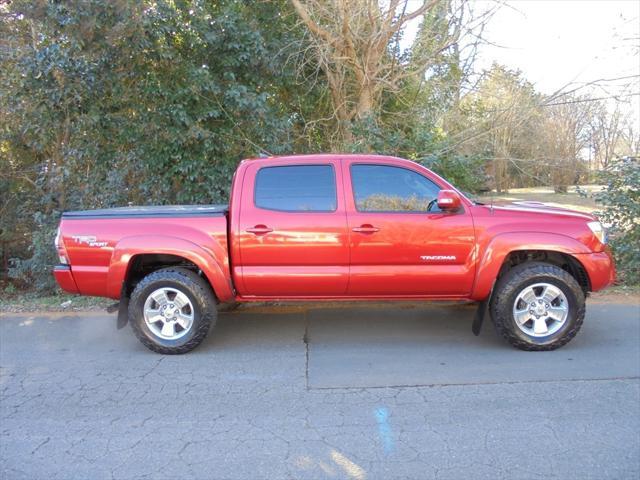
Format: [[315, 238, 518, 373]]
[[8, 213, 59, 292], [593, 157, 640, 285]]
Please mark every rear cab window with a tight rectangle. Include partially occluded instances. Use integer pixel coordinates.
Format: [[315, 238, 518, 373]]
[[350, 164, 442, 213], [254, 165, 337, 212]]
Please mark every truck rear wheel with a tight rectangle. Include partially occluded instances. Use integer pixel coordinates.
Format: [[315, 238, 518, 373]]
[[490, 262, 585, 351], [128, 267, 217, 354]]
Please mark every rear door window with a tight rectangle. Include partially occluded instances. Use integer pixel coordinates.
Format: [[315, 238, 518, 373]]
[[255, 165, 337, 212]]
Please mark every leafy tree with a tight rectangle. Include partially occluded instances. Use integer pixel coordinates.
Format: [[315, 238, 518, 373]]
[[456, 64, 542, 192], [290, 0, 477, 150]]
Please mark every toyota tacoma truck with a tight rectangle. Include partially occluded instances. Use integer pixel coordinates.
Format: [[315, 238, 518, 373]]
[[53, 154, 615, 354]]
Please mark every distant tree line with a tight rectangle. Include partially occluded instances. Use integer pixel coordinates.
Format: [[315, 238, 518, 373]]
[[1, 0, 637, 289]]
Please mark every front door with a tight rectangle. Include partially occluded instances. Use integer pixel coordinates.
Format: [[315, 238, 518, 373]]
[[343, 160, 476, 296], [237, 159, 349, 297]]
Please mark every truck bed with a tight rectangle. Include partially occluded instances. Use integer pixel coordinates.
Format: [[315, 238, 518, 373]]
[[57, 204, 232, 300]]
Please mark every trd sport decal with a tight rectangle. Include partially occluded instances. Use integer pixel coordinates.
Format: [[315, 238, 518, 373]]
[[71, 235, 109, 248]]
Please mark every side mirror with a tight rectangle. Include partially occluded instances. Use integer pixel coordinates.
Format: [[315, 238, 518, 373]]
[[437, 190, 462, 211]]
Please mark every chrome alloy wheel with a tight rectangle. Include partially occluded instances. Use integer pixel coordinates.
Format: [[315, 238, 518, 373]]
[[143, 287, 195, 340], [512, 282, 569, 337]]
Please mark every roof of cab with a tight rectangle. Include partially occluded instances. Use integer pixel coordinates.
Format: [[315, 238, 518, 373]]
[[240, 153, 406, 163]]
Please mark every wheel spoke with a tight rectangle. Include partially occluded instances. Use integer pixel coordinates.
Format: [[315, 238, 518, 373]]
[[150, 289, 170, 306], [533, 317, 549, 335], [514, 308, 531, 325], [540, 285, 562, 304], [547, 305, 567, 322], [145, 312, 164, 325], [520, 287, 537, 305], [173, 291, 190, 309], [161, 321, 175, 337], [176, 312, 192, 330]]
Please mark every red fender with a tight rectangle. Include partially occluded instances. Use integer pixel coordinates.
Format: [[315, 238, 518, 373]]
[[470, 232, 591, 301], [106, 235, 234, 302]]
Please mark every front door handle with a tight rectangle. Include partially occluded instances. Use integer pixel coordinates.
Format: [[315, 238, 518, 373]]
[[246, 225, 273, 235], [352, 224, 380, 234]]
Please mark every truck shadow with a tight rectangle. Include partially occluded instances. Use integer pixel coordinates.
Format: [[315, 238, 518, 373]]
[[209, 303, 487, 350], [206, 303, 638, 389]]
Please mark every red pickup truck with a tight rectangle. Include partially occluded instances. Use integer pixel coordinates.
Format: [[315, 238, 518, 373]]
[[54, 154, 615, 354]]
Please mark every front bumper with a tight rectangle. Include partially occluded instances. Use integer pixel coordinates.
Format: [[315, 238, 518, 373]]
[[53, 265, 80, 294], [576, 249, 616, 292]]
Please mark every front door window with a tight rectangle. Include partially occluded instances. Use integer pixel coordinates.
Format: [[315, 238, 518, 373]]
[[351, 164, 442, 213]]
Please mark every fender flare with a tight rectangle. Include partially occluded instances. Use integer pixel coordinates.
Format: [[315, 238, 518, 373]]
[[106, 235, 234, 302], [470, 231, 591, 301]]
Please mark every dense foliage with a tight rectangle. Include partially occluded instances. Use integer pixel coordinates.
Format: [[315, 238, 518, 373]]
[[2, 0, 314, 289], [592, 157, 640, 285]]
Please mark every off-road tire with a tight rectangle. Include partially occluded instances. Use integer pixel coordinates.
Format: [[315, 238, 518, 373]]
[[490, 262, 585, 351], [129, 267, 217, 354]]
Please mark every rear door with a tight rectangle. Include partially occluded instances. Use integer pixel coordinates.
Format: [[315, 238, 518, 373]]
[[343, 159, 476, 296], [237, 158, 349, 297]]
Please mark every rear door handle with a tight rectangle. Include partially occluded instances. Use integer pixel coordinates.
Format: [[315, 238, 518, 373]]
[[246, 225, 273, 235], [352, 225, 380, 234]]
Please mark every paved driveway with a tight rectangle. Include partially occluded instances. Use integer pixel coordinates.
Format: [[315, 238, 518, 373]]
[[1, 302, 639, 479]]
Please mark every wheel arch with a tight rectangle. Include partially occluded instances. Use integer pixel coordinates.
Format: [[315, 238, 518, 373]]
[[471, 232, 592, 301], [107, 235, 234, 302], [496, 250, 590, 292]]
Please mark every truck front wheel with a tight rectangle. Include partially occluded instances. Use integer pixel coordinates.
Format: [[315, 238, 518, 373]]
[[490, 262, 585, 351], [128, 267, 217, 354]]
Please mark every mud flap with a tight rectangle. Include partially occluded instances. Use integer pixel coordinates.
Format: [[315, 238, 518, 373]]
[[112, 283, 130, 330], [116, 296, 129, 329], [472, 299, 488, 336]]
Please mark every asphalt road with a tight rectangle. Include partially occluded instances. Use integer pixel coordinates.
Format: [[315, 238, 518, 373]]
[[1, 302, 639, 480]]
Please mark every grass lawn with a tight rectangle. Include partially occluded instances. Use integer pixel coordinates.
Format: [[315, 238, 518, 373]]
[[0, 291, 113, 313]]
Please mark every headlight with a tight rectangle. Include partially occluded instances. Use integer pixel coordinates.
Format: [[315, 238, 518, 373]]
[[587, 221, 607, 245]]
